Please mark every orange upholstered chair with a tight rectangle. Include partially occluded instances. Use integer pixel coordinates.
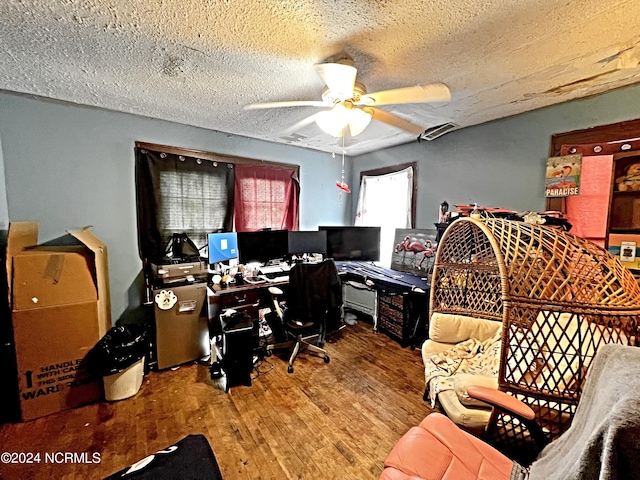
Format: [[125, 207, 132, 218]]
[[381, 343, 640, 480], [381, 412, 514, 480]]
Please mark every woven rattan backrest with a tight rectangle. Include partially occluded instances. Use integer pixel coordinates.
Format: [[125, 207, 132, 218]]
[[431, 218, 640, 446]]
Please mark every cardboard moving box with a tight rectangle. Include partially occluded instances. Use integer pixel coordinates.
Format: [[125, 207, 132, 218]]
[[7, 222, 111, 421]]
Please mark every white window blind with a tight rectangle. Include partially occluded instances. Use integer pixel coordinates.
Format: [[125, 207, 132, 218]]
[[157, 168, 230, 250]]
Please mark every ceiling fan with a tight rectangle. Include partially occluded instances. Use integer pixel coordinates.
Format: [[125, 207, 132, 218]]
[[244, 54, 451, 138]]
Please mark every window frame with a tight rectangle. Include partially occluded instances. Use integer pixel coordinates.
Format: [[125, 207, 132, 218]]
[[359, 162, 418, 228], [136, 142, 300, 173]]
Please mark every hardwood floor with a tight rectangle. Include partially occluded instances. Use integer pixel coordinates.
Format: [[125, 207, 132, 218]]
[[0, 320, 435, 480]]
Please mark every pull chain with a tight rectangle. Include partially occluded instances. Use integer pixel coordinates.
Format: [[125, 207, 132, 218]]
[[335, 132, 350, 202], [339, 135, 345, 204]]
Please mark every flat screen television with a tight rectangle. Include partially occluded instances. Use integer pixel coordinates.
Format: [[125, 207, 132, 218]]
[[287, 230, 327, 256], [207, 232, 238, 265], [237, 229, 289, 264], [319, 226, 381, 261]]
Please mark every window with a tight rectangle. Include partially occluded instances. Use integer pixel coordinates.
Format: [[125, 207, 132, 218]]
[[355, 164, 416, 266], [136, 147, 234, 261], [135, 143, 299, 262], [234, 164, 299, 232], [157, 167, 231, 249]]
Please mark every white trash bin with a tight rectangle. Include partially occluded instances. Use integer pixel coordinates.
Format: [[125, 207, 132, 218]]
[[103, 356, 145, 401]]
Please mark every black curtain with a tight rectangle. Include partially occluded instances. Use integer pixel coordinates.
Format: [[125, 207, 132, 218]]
[[135, 148, 235, 262]]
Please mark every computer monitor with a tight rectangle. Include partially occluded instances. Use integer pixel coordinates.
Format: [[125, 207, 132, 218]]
[[237, 229, 289, 265], [207, 232, 238, 265], [287, 230, 327, 256], [319, 226, 381, 261]]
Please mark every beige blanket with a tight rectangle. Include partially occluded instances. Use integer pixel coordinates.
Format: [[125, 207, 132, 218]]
[[424, 331, 502, 407]]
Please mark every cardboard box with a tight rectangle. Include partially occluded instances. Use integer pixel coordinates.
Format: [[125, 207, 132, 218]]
[[7, 222, 111, 421]]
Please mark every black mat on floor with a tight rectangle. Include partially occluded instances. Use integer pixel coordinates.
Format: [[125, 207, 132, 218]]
[[104, 434, 222, 480]]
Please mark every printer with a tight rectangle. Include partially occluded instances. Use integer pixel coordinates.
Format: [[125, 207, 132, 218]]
[[151, 259, 208, 284]]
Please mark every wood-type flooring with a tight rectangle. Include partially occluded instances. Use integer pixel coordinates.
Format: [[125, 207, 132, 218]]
[[0, 320, 434, 480]]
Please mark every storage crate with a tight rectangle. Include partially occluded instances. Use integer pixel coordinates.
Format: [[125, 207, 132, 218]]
[[378, 291, 428, 347]]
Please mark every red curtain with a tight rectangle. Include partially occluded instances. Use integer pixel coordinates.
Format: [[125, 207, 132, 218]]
[[234, 164, 299, 232]]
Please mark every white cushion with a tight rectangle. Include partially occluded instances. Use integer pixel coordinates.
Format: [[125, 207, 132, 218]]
[[453, 373, 499, 408], [429, 312, 501, 344], [438, 390, 492, 430], [421, 339, 455, 365]]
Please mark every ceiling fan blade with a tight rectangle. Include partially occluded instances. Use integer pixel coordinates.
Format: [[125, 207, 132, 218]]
[[359, 83, 451, 106], [244, 100, 328, 110], [314, 63, 357, 99], [280, 112, 326, 135], [364, 107, 425, 135]]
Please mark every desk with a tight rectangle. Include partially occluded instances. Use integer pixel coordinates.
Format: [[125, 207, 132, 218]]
[[207, 278, 288, 332], [207, 261, 430, 348], [335, 261, 430, 348], [335, 261, 430, 292]]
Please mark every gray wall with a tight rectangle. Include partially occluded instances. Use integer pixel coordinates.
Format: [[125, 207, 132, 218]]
[[351, 83, 640, 228], [0, 130, 8, 230], [0, 92, 349, 323], [3, 83, 640, 323]]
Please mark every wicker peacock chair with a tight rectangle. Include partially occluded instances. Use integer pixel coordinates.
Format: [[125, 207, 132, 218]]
[[430, 217, 640, 460]]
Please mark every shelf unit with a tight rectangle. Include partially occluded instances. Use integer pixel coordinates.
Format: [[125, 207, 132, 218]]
[[607, 152, 640, 272], [546, 120, 640, 277]]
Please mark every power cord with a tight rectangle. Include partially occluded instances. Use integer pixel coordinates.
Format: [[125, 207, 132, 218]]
[[251, 334, 275, 379], [252, 357, 274, 379]]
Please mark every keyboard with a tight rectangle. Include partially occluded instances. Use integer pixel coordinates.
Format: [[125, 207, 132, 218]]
[[243, 276, 266, 285], [265, 275, 289, 283], [259, 265, 282, 275], [259, 263, 290, 276], [261, 270, 287, 280]]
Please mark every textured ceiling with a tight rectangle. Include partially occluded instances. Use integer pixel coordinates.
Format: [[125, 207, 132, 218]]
[[2, 0, 640, 156]]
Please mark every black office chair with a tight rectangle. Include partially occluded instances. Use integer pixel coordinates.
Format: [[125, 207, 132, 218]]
[[265, 259, 343, 373]]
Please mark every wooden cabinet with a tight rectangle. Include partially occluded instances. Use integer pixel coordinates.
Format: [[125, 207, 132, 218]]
[[609, 190, 640, 230], [550, 151, 640, 272]]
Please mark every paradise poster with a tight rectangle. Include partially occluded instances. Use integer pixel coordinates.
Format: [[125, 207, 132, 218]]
[[545, 154, 582, 197]]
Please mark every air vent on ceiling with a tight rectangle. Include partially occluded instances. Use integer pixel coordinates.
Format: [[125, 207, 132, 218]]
[[419, 122, 458, 141]]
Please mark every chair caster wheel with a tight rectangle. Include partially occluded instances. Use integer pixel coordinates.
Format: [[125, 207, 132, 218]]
[[287, 365, 294, 374], [265, 349, 273, 357], [323, 356, 330, 363]]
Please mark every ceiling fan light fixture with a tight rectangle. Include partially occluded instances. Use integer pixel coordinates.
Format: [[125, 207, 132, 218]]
[[315, 104, 350, 137], [315, 102, 372, 137], [348, 107, 372, 136]]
